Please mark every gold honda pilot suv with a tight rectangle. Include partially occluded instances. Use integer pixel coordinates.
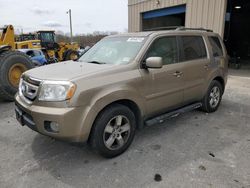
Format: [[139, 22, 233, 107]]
[[15, 28, 228, 158]]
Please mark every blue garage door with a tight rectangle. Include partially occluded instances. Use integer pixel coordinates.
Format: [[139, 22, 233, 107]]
[[142, 5, 186, 31]]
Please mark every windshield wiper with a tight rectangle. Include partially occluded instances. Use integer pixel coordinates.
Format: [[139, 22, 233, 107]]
[[87, 61, 106, 64]]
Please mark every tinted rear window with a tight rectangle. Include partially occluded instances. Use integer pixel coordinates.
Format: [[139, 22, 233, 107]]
[[181, 36, 207, 61], [208, 36, 223, 57]]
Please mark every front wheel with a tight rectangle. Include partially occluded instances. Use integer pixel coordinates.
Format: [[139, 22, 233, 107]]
[[64, 50, 79, 61], [90, 104, 136, 158], [201, 80, 223, 113]]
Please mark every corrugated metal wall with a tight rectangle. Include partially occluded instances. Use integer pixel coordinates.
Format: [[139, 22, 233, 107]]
[[128, 0, 227, 36]]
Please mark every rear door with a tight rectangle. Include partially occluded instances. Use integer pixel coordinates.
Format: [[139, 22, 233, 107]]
[[139, 36, 185, 117], [178, 35, 210, 104]]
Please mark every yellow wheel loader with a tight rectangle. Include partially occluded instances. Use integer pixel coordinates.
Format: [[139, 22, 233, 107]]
[[17, 30, 80, 62], [37, 31, 79, 63], [0, 25, 40, 101]]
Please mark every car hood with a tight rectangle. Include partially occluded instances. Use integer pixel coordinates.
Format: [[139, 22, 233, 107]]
[[24, 61, 114, 81]]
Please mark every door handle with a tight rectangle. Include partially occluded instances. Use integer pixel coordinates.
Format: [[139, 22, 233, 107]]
[[173, 71, 183, 78]]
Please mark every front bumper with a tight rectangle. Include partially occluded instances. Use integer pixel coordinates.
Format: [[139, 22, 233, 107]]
[[15, 94, 89, 142]]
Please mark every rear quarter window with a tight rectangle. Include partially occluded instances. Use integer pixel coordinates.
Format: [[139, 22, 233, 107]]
[[208, 36, 223, 57], [181, 36, 207, 61]]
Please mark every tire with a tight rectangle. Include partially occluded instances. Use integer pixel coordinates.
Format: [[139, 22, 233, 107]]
[[201, 80, 223, 113], [90, 104, 136, 158], [0, 50, 34, 101], [64, 50, 79, 61]]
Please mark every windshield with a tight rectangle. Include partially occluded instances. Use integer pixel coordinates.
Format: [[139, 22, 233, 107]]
[[39, 32, 55, 43], [79, 36, 147, 65]]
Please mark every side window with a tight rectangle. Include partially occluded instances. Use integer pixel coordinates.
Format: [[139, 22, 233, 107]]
[[181, 36, 207, 61], [208, 36, 223, 57], [146, 37, 178, 65]]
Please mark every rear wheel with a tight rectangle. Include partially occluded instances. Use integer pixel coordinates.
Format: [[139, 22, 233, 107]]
[[64, 50, 79, 61], [0, 51, 33, 101], [90, 104, 136, 158], [201, 80, 223, 113]]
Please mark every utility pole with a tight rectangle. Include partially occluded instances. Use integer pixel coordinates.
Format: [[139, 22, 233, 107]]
[[67, 9, 73, 43]]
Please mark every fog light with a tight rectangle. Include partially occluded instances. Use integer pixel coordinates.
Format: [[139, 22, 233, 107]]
[[44, 121, 59, 133], [50, 122, 59, 133]]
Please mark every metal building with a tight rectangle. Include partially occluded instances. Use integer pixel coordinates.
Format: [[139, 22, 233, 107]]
[[128, 0, 250, 62], [128, 0, 227, 36]]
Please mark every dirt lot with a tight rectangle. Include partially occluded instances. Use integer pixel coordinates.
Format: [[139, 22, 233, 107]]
[[0, 70, 250, 188]]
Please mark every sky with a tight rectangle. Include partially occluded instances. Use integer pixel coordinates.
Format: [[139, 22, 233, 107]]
[[0, 0, 128, 35]]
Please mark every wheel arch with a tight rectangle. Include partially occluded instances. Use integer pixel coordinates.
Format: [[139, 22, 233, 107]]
[[87, 98, 144, 143], [213, 76, 225, 94], [104, 99, 143, 129]]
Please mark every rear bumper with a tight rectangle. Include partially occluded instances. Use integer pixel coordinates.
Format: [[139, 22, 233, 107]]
[[15, 95, 90, 142]]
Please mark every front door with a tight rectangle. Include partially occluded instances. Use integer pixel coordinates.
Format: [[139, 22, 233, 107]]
[[139, 36, 185, 117]]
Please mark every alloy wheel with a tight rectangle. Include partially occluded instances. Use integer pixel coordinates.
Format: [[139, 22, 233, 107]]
[[103, 115, 131, 150]]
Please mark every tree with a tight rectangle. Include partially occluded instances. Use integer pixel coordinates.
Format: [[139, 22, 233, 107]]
[[55, 31, 110, 48]]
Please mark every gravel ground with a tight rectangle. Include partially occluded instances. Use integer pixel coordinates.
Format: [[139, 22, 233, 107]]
[[0, 72, 250, 188]]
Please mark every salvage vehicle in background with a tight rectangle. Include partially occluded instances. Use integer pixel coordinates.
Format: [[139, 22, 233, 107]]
[[18, 49, 47, 66], [15, 27, 228, 158], [0, 25, 80, 101]]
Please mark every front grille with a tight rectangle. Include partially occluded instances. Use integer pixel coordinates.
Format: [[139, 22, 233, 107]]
[[20, 75, 41, 102]]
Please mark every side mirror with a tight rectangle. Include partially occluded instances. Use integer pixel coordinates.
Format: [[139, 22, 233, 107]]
[[145, 57, 163, 69]]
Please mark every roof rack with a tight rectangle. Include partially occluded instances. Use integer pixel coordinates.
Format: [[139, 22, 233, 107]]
[[176, 27, 213, 32], [143, 26, 180, 31], [143, 26, 213, 32]]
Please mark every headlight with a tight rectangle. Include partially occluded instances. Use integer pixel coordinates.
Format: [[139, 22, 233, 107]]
[[38, 81, 76, 102]]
